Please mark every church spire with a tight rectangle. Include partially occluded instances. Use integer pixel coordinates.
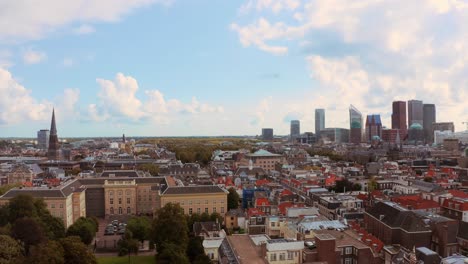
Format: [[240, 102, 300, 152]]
[[50, 108, 57, 135]]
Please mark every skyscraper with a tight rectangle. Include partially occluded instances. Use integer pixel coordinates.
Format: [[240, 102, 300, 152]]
[[315, 109, 325, 138], [290, 120, 300, 142], [47, 108, 61, 160], [423, 104, 436, 144], [37, 129, 50, 149], [349, 105, 362, 144], [262, 128, 274, 141], [408, 100, 423, 127], [365, 114, 382, 142], [392, 101, 407, 130]]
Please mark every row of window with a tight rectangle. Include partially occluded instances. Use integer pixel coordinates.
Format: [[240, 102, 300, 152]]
[[109, 207, 131, 214], [50, 203, 64, 209], [269, 251, 296, 261], [187, 207, 225, 214], [167, 200, 225, 206]]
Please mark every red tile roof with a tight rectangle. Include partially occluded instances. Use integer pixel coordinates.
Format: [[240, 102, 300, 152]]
[[247, 208, 265, 216], [278, 202, 304, 215], [280, 189, 293, 197], [255, 179, 270, 187], [449, 190, 468, 199], [255, 198, 270, 207]]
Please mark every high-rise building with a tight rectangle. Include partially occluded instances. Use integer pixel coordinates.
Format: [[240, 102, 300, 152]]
[[408, 100, 423, 127], [47, 108, 61, 161], [262, 128, 274, 141], [349, 105, 362, 144], [319, 128, 349, 143], [315, 109, 325, 138], [37, 129, 50, 149], [423, 104, 436, 144], [433, 122, 455, 133], [392, 101, 407, 130], [365, 114, 382, 142], [290, 120, 300, 142]]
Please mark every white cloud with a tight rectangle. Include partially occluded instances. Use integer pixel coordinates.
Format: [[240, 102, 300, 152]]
[[0, 50, 12, 68], [74, 24, 95, 35], [0, 0, 173, 42], [22, 48, 47, 64], [90, 73, 224, 123], [233, 0, 468, 131]]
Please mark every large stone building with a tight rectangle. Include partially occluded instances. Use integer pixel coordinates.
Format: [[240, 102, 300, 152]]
[[0, 179, 86, 227], [159, 185, 228, 215], [243, 149, 283, 171]]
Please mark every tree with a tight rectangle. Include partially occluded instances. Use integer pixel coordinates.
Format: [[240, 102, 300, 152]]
[[227, 187, 239, 210], [368, 176, 378, 192], [151, 203, 189, 254], [156, 242, 189, 264], [193, 254, 212, 264], [11, 218, 45, 255], [28, 240, 65, 264], [8, 194, 37, 222], [210, 212, 223, 225], [117, 230, 139, 257], [60, 236, 97, 264], [137, 164, 159, 176], [40, 213, 66, 240], [200, 212, 210, 222], [352, 183, 362, 191], [126, 216, 151, 243], [186, 236, 205, 263], [66, 217, 97, 245], [0, 235, 22, 264]]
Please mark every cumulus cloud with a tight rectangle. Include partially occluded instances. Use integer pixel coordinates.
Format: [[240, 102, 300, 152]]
[[251, 96, 272, 125], [233, 0, 468, 131], [22, 48, 47, 64], [89, 73, 224, 123], [0, 0, 173, 42]]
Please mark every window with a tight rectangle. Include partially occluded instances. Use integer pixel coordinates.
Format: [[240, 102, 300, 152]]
[[59, 203, 63, 208], [110, 207, 114, 214], [221, 207, 224, 213], [345, 247, 352, 255], [119, 207, 123, 215], [127, 198, 130, 204], [287, 252, 293, 260], [345, 258, 352, 264], [189, 200, 193, 205], [126, 190, 131, 196], [51, 204, 55, 208], [189, 208, 193, 215], [213, 207, 216, 213], [279, 253, 285, 260], [271, 222, 276, 227], [270, 253, 277, 261], [197, 208, 201, 214], [109, 191, 114, 196], [127, 207, 131, 214], [205, 208, 209, 213], [119, 198, 122, 204], [118, 191, 123, 196], [110, 198, 114, 204]]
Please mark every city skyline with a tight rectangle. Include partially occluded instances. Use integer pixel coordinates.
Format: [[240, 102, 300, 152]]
[[1, 1, 468, 137]]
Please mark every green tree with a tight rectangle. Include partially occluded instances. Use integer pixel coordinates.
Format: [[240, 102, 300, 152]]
[[368, 176, 378, 192], [200, 212, 210, 222], [117, 230, 139, 257], [186, 236, 205, 263], [126, 216, 151, 243], [8, 194, 37, 222], [210, 212, 223, 225], [66, 217, 97, 245], [137, 164, 159, 176], [40, 213, 66, 240], [11, 217, 45, 255], [193, 254, 212, 264], [28, 240, 65, 264], [227, 187, 239, 210], [60, 236, 97, 264], [0, 235, 23, 264], [156, 242, 189, 264], [151, 203, 189, 254]]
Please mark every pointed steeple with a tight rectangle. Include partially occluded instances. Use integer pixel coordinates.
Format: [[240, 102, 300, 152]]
[[50, 108, 57, 135]]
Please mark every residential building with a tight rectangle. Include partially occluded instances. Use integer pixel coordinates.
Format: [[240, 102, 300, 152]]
[[243, 149, 283, 171], [315, 109, 325, 138], [349, 105, 362, 144], [262, 128, 274, 141], [246, 208, 267, 234], [224, 208, 246, 230], [423, 104, 436, 143], [263, 239, 304, 264], [37, 129, 50, 150]]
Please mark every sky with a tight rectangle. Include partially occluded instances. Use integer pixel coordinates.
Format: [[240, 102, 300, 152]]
[[1, 0, 468, 137]]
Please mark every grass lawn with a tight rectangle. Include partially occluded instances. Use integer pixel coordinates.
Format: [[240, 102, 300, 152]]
[[97, 255, 155, 264]]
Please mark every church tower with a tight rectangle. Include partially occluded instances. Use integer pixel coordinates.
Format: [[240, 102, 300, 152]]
[[47, 108, 61, 160]]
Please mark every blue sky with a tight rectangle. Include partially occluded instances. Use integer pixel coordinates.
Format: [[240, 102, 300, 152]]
[[1, 0, 467, 137]]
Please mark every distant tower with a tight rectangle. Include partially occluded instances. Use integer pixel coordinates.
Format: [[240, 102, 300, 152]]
[[423, 104, 436, 144], [122, 134, 126, 143], [47, 108, 61, 160], [349, 105, 362, 144], [290, 120, 300, 142], [315, 109, 325, 138]]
